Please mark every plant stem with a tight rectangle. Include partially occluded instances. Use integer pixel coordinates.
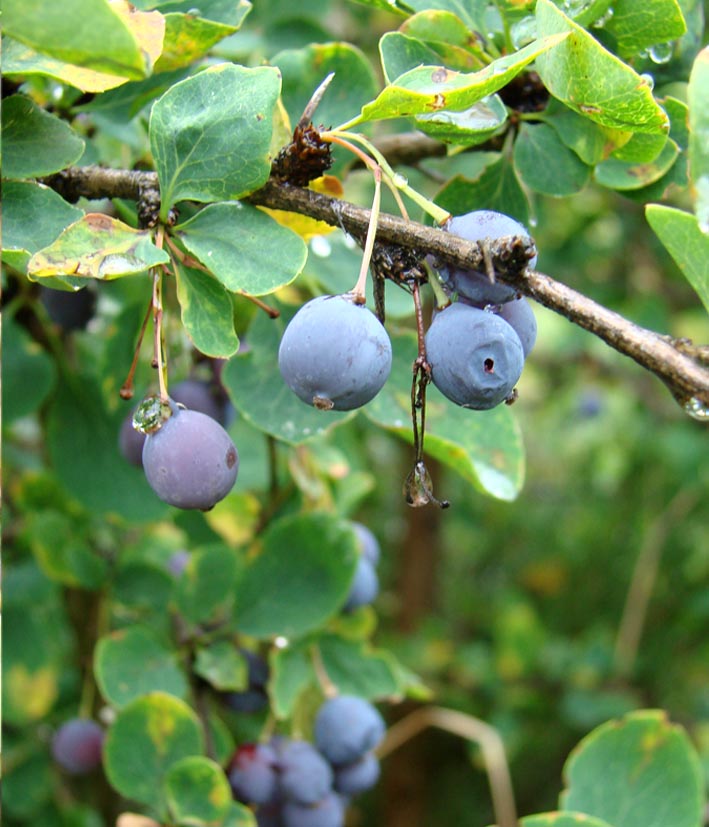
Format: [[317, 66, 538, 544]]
[[377, 705, 518, 827], [351, 164, 382, 300]]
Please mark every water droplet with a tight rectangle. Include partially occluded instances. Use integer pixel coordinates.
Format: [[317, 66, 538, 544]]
[[511, 17, 537, 49], [649, 42, 673, 64], [592, 5, 614, 26], [393, 173, 408, 188], [640, 73, 655, 90], [683, 397, 709, 421], [311, 235, 332, 258]]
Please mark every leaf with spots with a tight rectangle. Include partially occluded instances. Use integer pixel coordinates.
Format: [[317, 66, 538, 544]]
[[340, 34, 567, 128], [164, 757, 232, 827], [600, 0, 686, 59], [535, 0, 669, 134], [150, 64, 281, 218], [103, 692, 204, 817], [27, 214, 169, 287], [560, 710, 705, 827]]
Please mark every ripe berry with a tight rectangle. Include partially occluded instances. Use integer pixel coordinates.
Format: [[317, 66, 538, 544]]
[[314, 695, 385, 766], [278, 294, 392, 411], [51, 718, 104, 775], [142, 401, 238, 510], [425, 303, 524, 409], [440, 210, 537, 304], [228, 742, 279, 805]]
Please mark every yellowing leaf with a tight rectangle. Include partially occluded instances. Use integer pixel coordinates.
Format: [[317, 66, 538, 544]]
[[261, 176, 344, 240]]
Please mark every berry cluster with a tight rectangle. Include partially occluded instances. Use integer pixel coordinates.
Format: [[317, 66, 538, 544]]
[[228, 695, 385, 827], [277, 210, 536, 415]]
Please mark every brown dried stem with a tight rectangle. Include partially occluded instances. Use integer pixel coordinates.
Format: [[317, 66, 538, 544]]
[[41, 165, 709, 408]]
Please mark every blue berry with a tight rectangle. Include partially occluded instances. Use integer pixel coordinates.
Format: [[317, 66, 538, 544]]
[[351, 522, 380, 567], [343, 557, 379, 612], [278, 295, 392, 411], [51, 718, 104, 775], [282, 793, 346, 827], [278, 740, 334, 805], [314, 696, 385, 766], [333, 752, 380, 796], [228, 743, 279, 805], [497, 297, 537, 358]]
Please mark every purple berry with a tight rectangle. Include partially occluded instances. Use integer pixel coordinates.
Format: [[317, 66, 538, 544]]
[[343, 557, 379, 612], [282, 793, 346, 827], [119, 410, 147, 467], [278, 740, 334, 805], [351, 522, 380, 567], [228, 743, 280, 805], [314, 696, 385, 766], [172, 378, 227, 425], [333, 753, 380, 796], [51, 718, 104, 775]]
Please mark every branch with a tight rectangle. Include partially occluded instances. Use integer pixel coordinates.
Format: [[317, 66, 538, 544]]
[[40, 165, 709, 408]]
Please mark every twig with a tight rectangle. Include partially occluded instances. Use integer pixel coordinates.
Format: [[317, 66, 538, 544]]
[[613, 488, 699, 679], [377, 705, 518, 827], [40, 165, 709, 407]]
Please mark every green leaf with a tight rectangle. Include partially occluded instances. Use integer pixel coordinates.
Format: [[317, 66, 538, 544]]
[[28, 214, 169, 285], [2, 181, 83, 273], [194, 642, 249, 692], [318, 635, 400, 699], [2, 95, 85, 179], [401, 0, 488, 32], [560, 710, 705, 827], [687, 46, 709, 232], [150, 64, 281, 216], [95, 626, 189, 708], [399, 11, 488, 71], [380, 31, 445, 83], [103, 692, 204, 816], [601, 0, 686, 58], [174, 264, 240, 359], [25, 510, 108, 589], [514, 123, 591, 196], [175, 202, 308, 296], [235, 513, 359, 639], [2, 0, 154, 79], [2, 314, 56, 423], [272, 42, 379, 134], [173, 545, 238, 627], [543, 99, 627, 166], [155, 3, 251, 72], [646, 205, 709, 313], [522, 814, 615, 827], [269, 638, 315, 719], [594, 138, 679, 190], [433, 154, 531, 227], [46, 373, 168, 522], [535, 0, 669, 134], [164, 756, 232, 827], [365, 331, 524, 501], [223, 802, 257, 827], [221, 305, 356, 444], [346, 35, 567, 127], [414, 94, 508, 146]]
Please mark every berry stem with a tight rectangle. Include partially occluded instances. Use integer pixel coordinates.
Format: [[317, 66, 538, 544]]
[[120, 292, 154, 399], [310, 644, 338, 699], [152, 226, 169, 401], [324, 129, 450, 225], [350, 163, 382, 301]]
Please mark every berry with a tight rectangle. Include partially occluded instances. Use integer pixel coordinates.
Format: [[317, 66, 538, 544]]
[[314, 696, 385, 766], [333, 753, 380, 796], [343, 557, 379, 612], [228, 743, 279, 805], [352, 522, 380, 567], [425, 303, 524, 409], [282, 793, 346, 827], [51, 718, 104, 775], [278, 294, 392, 411], [440, 210, 537, 304], [225, 649, 269, 714], [172, 378, 228, 425], [278, 740, 334, 805], [142, 401, 238, 510], [167, 549, 190, 577], [497, 297, 537, 358], [40, 285, 97, 331]]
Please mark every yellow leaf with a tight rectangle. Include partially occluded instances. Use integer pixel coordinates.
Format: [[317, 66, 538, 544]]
[[261, 176, 344, 240]]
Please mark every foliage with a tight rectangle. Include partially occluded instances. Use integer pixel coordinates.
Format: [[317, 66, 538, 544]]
[[2, 1, 708, 827]]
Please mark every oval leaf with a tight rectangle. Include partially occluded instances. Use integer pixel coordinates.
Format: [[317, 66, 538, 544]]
[[235, 513, 359, 639], [514, 122, 591, 196], [2, 95, 85, 179], [164, 756, 232, 827], [601, 0, 686, 58], [149, 64, 281, 217], [95, 626, 189, 708], [560, 710, 705, 827], [174, 264, 240, 358], [688, 46, 709, 232], [104, 693, 205, 815], [28, 214, 169, 283], [522, 814, 615, 827], [175, 202, 307, 296], [535, 0, 669, 134]]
